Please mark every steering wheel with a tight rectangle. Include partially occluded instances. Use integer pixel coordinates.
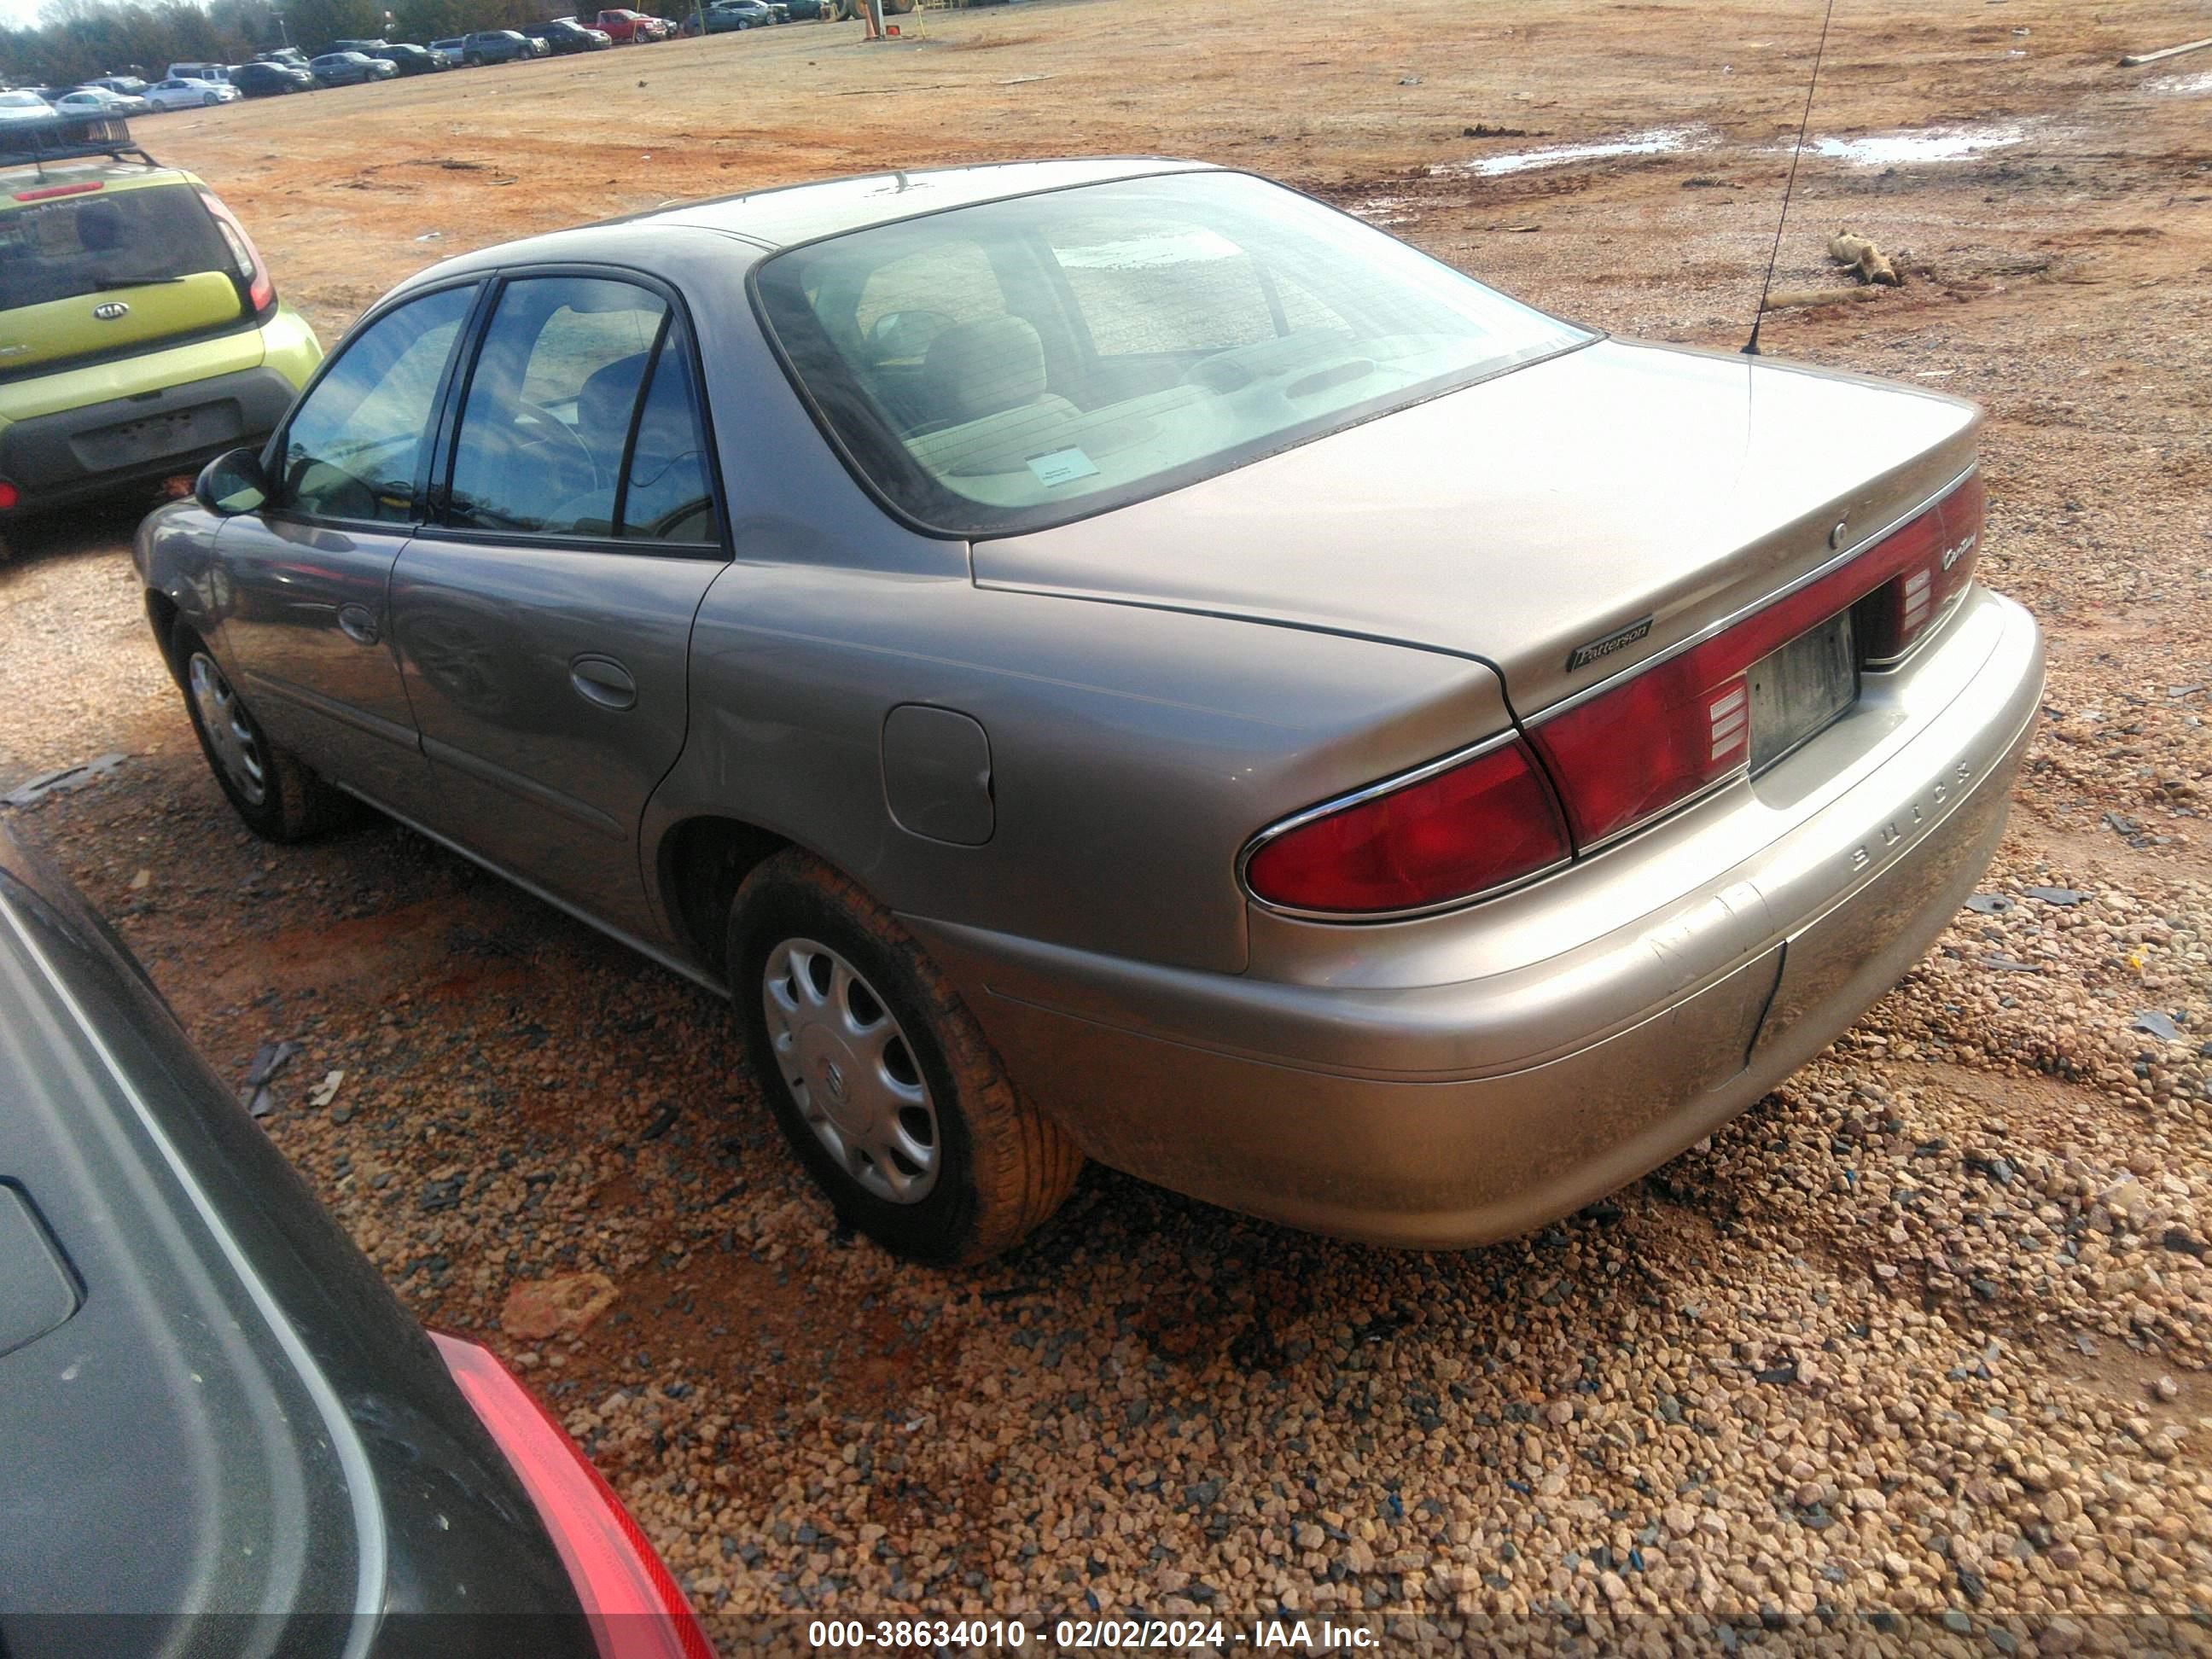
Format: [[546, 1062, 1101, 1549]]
[[509, 398, 602, 496]]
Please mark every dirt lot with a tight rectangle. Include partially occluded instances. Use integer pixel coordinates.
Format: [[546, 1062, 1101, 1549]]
[[5, 0, 2212, 1644]]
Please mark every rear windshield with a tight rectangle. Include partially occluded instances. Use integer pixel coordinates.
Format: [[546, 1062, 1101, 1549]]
[[0, 184, 233, 312], [753, 170, 1590, 537]]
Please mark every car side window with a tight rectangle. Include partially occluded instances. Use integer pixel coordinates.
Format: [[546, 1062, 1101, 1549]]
[[615, 324, 716, 544], [277, 284, 474, 524], [445, 276, 670, 537]]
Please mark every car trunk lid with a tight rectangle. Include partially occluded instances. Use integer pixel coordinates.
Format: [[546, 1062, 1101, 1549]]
[[971, 337, 1981, 720]]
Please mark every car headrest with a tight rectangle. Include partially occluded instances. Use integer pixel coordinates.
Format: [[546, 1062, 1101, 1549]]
[[576, 351, 652, 455], [922, 315, 1047, 424], [75, 201, 125, 254]]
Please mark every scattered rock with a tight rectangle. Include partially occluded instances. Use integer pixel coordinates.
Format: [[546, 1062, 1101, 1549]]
[[500, 1272, 619, 1342]]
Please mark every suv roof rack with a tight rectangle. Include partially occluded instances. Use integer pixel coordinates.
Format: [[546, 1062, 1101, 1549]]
[[0, 114, 159, 175]]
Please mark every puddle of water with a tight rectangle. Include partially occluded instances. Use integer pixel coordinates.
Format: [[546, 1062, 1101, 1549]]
[[2145, 70, 2212, 97], [1433, 125, 1707, 178], [1348, 195, 1415, 226], [1808, 123, 2027, 166]]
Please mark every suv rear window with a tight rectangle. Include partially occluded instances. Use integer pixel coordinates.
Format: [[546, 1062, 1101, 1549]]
[[752, 170, 1590, 538], [0, 184, 233, 312]]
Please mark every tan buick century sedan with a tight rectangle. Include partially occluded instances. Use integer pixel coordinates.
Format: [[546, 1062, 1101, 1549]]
[[136, 160, 2044, 1260]]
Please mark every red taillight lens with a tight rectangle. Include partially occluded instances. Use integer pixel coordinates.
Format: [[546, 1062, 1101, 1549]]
[[1245, 737, 1571, 915], [0, 480, 18, 511], [1866, 470, 1983, 661], [431, 1333, 716, 1659], [200, 190, 276, 312], [1531, 474, 1983, 847]]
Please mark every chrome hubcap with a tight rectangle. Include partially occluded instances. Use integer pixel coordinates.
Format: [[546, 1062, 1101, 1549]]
[[763, 938, 939, 1203], [188, 652, 266, 806]]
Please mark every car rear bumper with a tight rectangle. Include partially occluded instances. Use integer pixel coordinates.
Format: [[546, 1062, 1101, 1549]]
[[0, 364, 298, 517], [909, 587, 2045, 1246]]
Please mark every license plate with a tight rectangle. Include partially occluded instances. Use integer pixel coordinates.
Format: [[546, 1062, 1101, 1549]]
[[1747, 610, 1857, 771]]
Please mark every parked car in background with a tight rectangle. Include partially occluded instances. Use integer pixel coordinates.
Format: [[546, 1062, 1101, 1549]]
[[370, 42, 447, 74], [53, 85, 153, 118], [164, 61, 230, 83], [87, 75, 150, 96], [463, 28, 536, 63], [138, 160, 2041, 1265], [0, 114, 321, 519], [330, 37, 390, 52], [145, 75, 241, 110], [308, 51, 398, 85], [0, 89, 53, 125], [0, 824, 716, 1657], [429, 37, 469, 64], [595, 8, 670, 40], [525, 17, 614, 52], [695, 0, 774, 31], [257, 46, 311, 67], [231, 59, 316, 96]]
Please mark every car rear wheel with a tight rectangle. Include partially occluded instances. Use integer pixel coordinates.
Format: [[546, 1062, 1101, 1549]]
[[729, 849, 1082, 1263], [174, 626, 350, 842]]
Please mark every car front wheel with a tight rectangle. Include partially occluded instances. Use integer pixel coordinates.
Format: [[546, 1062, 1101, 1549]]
[[729, 850, 1082, 1263], [175, 626, 349, 841]]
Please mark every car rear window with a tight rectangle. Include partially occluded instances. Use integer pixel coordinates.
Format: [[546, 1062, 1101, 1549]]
[[752, 170, 1591, 538], [0, 183, 233, 313]]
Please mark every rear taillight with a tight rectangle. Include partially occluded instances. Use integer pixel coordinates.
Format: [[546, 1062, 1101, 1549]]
[[1530, 472, 1984, 848], [1243, 737, 1571, 915], [0, 481, 17, 511], [1861, 470, 1983, 661], [431, 1333, 716, 1659], [200, 190, 276, 313]]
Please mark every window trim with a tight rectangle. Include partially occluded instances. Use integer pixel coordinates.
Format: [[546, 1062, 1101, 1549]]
[[414, 261, 731, 562], [743, 166, 1601, 544], [253, 275, 487, 534]]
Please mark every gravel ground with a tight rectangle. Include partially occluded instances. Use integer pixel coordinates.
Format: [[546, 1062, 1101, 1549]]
[[3, 0, 2210, 1648]]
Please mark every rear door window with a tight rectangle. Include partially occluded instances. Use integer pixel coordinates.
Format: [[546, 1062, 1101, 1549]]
[[445, 275, 710, 541], [614, 325, 716, 544], [0, 185, 234, 311]]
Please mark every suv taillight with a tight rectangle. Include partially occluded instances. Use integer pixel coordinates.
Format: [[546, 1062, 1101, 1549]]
[[431, 1333, 716, 1659], [199, 189, 276, 313], [1529, 473, 1984, 848], [1243, 737, 1571, 915]]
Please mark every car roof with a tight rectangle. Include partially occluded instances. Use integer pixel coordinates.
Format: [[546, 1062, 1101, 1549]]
[[0, 155, 199, 203], [416, 158, 1212, 286]]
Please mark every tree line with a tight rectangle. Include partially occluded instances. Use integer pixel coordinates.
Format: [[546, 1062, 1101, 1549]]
[[2, 0, 599, 88]]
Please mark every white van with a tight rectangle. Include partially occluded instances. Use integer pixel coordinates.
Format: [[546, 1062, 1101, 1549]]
[[165, 61, 231, 83]]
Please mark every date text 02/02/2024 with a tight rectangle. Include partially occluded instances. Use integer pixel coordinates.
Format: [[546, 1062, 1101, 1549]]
[[804, 1618, 1382, 1650]]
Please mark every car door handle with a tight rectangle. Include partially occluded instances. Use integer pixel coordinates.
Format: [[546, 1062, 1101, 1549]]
[[568, 655, 637, 711], [336, 603, 380, 646]]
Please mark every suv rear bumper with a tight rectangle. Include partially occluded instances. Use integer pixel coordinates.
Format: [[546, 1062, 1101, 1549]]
[[0, 364, 297, 518]]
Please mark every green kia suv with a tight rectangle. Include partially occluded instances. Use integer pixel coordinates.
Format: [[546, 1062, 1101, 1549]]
[[0, 114, 321, 521]]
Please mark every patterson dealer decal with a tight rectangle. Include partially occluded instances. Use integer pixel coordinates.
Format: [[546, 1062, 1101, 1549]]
[[1565, 614, 1654, 673]]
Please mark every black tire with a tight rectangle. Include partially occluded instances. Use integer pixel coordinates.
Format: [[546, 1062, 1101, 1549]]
[[729, 849, 1082, 1263], [172, 625, 350, 842]]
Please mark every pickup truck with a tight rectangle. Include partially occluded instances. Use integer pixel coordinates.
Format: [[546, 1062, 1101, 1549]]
[[594, 9, 671, 40]]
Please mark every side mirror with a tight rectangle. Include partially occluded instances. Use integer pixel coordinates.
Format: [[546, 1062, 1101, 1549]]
[[195, 447, 268, 517]]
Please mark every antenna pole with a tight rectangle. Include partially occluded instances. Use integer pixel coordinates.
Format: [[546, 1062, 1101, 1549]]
[[1743, 0, 1838, 356]]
